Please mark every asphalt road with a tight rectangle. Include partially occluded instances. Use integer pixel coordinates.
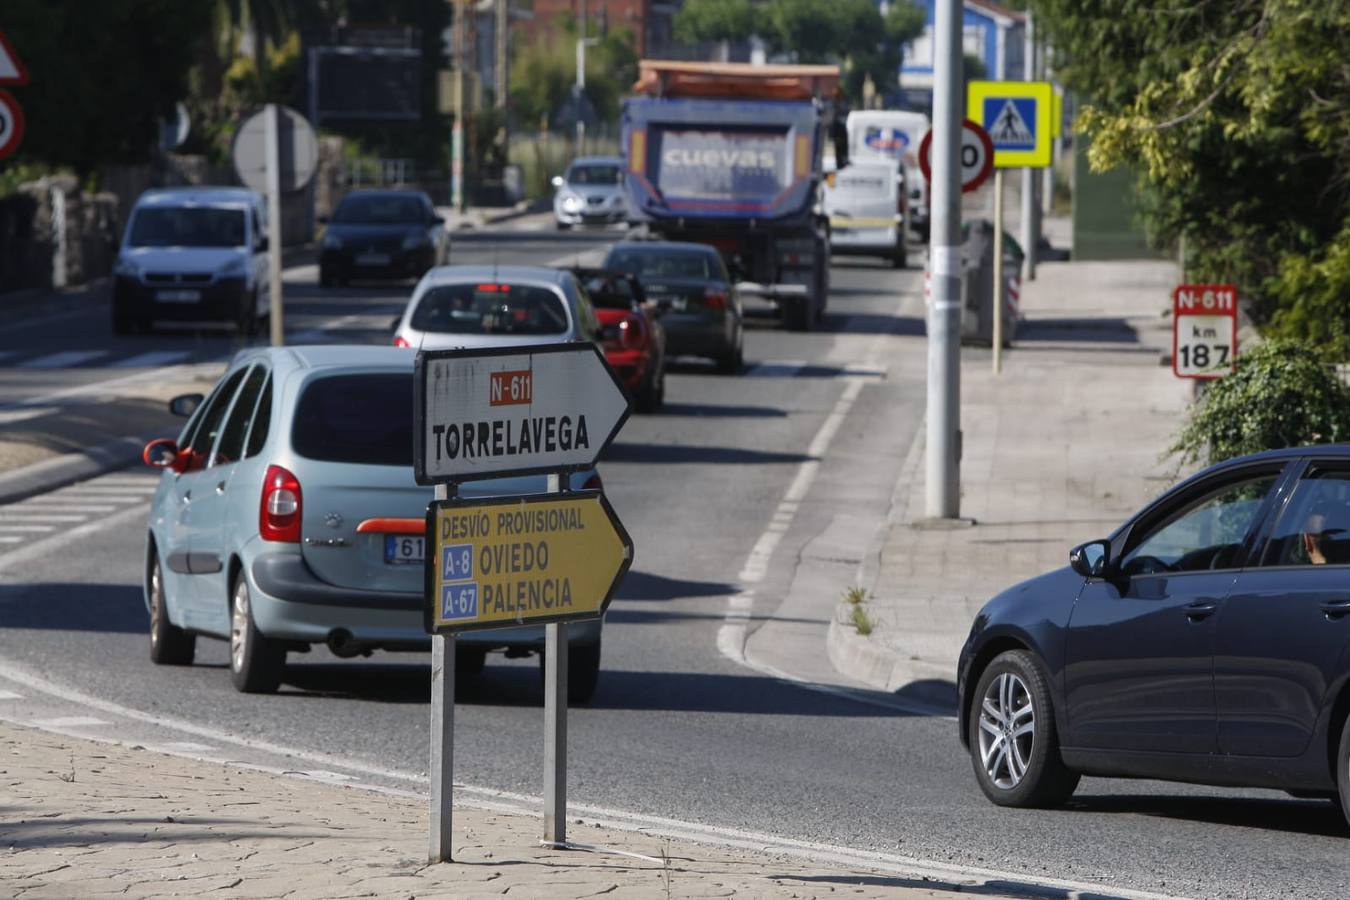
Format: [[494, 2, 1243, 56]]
[[1, 225, 1347, 900]]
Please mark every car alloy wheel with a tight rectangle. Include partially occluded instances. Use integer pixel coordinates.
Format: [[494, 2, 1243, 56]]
[[148, 553, 194, 665], [968, 649, 1079, 808], [230, 580, 250, 673], [978, 672, 1034, 789], [230, 576, 285, 693]]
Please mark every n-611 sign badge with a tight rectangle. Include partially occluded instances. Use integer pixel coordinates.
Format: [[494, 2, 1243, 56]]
[[1172, 283, 1238, 379]]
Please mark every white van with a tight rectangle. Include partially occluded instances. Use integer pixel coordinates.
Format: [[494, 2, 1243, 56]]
[[824, 159, 906, 268], [111, 187, 271, 335], [847, 110, 931, 240]]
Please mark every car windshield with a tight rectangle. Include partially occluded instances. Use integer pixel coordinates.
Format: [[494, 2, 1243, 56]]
[[581, 274, 637, 310], [410, 283, 569, 335], [333, 195, 425, 224], [567, 164, 621, 186], [606, 249, 716, 281], [128, 207, 246, 248], [292, 373, 412, 467]]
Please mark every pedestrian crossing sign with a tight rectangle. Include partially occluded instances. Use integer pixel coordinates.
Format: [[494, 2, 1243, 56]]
[[967, 80, 1053, 168]]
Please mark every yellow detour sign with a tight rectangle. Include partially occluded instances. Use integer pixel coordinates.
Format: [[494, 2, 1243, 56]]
[[967, 80, 1054, 168], [424, 491, 633, 634]]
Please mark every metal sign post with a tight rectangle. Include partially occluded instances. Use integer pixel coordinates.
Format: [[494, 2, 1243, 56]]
[[264, 105, 285, 347], [415, 344, 633, 861], [992, 169, 1005, 374]]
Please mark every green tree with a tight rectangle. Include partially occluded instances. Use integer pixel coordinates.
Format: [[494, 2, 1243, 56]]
[[1033, 0, 1350, 360], [509, 21, 637, 128], [2, 0, 214, 172], [672, 0, 924, 104], [1170, 341, 1350, 465]]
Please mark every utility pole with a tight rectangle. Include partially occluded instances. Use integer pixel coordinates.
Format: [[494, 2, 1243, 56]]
[[495, 0, 508, 113], [575, 0, 588, 154], [926, 0, 963, 520], [1019, 11, 1040, 281]]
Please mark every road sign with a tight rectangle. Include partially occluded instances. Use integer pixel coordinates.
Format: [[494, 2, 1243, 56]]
[[917, 118, 994, 194], [0, 31, 28, 85], [414, 343, 632, 484], [967, 81, 1054, 168], [231, 105, 318, 194], [1173, 283, 1238, 379], [0, 90, 24, 161], [424, 491, 633, 634]]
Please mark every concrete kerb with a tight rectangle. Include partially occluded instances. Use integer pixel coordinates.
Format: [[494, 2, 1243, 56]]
[[827, 415, 960, 705], [0, 433, 167, 507]]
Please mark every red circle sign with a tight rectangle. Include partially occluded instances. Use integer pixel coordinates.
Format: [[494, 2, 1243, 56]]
[[918, 119, 994, 194], [0, 89, 24, 161]]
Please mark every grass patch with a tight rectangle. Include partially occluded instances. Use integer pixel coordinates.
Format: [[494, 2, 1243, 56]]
[[850, 603, 874, 636], [842, 585, 869, 606]]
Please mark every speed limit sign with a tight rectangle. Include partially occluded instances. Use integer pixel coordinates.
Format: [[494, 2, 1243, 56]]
[[0, 89, 24, 161], [918, 120, 994, 194]]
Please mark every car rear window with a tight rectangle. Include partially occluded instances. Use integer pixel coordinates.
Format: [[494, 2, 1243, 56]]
[[332, 194, 425, 224], [410, 283, 569, 335], [606, 248, 716, 281], [291, 373, 412, 466]]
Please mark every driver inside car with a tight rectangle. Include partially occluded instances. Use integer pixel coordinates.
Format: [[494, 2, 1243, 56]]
[[1301, 498, 1348, 565]]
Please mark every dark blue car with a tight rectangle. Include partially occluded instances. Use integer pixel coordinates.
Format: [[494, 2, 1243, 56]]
[[958, 445, 1350, 821]]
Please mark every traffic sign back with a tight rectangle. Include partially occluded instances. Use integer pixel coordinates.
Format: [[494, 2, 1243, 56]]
[[967, 81, 1053, 168]]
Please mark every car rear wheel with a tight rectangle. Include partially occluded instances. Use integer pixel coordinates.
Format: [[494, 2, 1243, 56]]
[[230, 576, 285, 693], [635, 363, 665, 412], [148, 553, 195, 665], [1335, 715, 1350, 825], [969, 650, 1079, 808], [537, 638, 602, 705]]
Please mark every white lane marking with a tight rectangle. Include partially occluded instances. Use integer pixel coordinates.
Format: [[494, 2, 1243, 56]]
[[34, 715, 109, 728], [0, 536, 20, 544], [0, 524, 56, 532], [0, 502, 148, 571], [0, 657, 1190, 900], [291, 313, 365, 345], [0, 690, 21, 700], [20, 350, 108, 369], [0, 514, 88, 522], [110, 350, 191, 369], [746, 359, 805, 378], [153, 741, 216, 752], [13, 505, 117, 513]]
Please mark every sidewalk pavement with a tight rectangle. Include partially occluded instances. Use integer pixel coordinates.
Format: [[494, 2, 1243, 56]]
[[829, 256, 1192, 701], [436, 201, 548, 231], [0, 720, 1023, 900]]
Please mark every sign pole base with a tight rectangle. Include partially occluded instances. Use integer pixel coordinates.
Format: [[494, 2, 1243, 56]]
[[429, 632, 456, 863], [543, 471, 568, 846]]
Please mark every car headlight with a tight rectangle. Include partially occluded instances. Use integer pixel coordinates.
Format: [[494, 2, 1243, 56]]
[[322, 232, 343, 250], [218, 256, 247, 278], [402, 232, 432, 251], [113, 256, 140, 278], [561, 193, 582, 212]]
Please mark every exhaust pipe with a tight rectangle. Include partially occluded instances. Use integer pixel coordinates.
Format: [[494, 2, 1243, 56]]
[[326, 628, 366, 659]]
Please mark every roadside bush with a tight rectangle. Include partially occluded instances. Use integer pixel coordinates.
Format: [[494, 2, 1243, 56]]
[[1170, 340, 1350, 466]]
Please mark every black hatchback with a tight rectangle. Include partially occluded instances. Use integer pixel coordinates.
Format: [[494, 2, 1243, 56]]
[[319, 190, 448, 286], [958, 445, 1350, 821]]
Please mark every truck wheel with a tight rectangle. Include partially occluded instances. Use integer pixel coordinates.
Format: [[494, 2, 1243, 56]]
[[783, 297, 813, 332]]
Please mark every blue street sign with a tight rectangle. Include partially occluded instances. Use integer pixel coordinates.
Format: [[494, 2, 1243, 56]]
[[983, 97, 1037, 151]]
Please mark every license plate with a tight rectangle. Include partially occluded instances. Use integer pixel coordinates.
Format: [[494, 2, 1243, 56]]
[[156, 289, 201, 303], [653, 295, 686, 312], [384, 535, 424, 564], [356, 253, 391, 266]]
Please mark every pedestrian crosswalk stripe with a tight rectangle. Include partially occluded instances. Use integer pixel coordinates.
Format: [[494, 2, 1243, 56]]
[[21, 350, 109, 369], [110, 350, 191, 368], [0, 514, 86, 522], [14, 503, 116, 513], [0, 690, 22, 700], [0, 524, 56, 532], [34, 716, 109, 728], [0, 536, 20, 544]]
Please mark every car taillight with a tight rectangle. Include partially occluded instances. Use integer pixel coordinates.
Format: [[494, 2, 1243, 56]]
[[618, 314, 645, 349], [393, 335, 410, 348], [582, 472, 603, 492], [703, 288, 728, 309], [260, 464, 302, 542]]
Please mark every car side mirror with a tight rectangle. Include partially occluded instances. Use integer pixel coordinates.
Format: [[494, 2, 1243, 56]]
[[1070, 539, 1112, 578], [431, 215, 445, 227], [168, 393, 203, 418], [257, 236, 270, 253], [551, 175, 564, 189], [143, 438, 187, 473]]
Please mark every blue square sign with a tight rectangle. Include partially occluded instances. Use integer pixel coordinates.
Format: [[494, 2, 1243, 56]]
[[441, 583, 479, 621], [983, 97, 1038, 151]]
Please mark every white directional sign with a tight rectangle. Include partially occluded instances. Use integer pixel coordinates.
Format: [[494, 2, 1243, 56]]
[[414, 343, 632, 483]]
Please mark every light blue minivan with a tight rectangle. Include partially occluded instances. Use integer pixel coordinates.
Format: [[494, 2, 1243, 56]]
[[141, 345, 604, 699]]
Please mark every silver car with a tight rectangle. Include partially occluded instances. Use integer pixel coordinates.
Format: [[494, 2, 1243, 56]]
[[141, 345, 604, 699], [392, 265, 602, 351], [551, 156, 626, 229]]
